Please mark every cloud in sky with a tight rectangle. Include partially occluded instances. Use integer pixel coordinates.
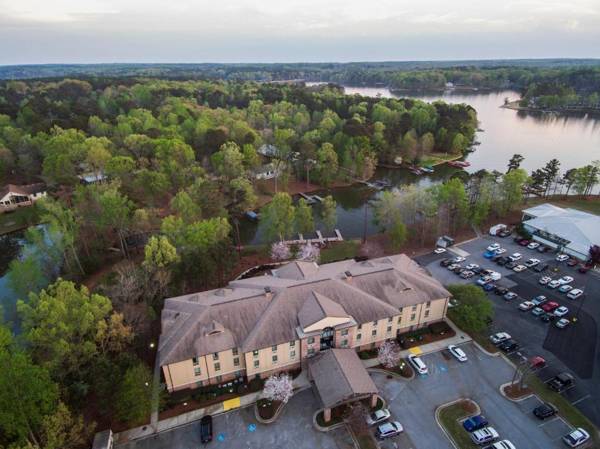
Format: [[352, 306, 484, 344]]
[[0, 0, 599, 64]]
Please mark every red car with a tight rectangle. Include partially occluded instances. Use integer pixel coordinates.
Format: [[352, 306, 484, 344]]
[[541, 301, 559, 313], [518, 239, 530, 246]]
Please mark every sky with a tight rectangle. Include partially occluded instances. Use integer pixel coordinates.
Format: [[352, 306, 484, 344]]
[[1, 0, 600, 64]]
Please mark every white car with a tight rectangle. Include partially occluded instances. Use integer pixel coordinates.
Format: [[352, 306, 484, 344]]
[[554, 306, 569, 317], [448, 345, 468, 362], [548, 280, 561, 289], [408, 354, 428, 375], [527, 242, 540, 249], [539, 276, 552, 285], [434, 248, 446, 254], [559, 285, 573, 293], [366, 408, 391, 426], [487, 243, 501, 252], [567, 289, 584, 300], [556, 318, 570, 329], [375, 421, 404, 439], [513, 265, 527, 272], [489, 271, 502, 281], [519, 301, 535, 311], [477, 276, 493, 286], [485, 441, 516, 449], [558, 276, 574, 285], [495, 248, 507, 255], [525, 258, 540, 267], [532, 295, 547, 306], [471, 426, 499, 445], [452, 256, 466, 263], [556, 254, 570, 262], [509, 253, 522, 261], [531, 307, 544, 316], [562, 427, 590, 447], [466, 263, 480, 271], [448, 263, 460, 271], [490, 332, 511, 344]]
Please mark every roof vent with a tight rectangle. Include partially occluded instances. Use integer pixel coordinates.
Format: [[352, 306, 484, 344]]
[[344, 271, 352, 277], [264, 286, 272, 293], [264, 286, 273, 299]]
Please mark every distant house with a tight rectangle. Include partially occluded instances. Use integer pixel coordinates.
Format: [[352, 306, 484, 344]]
[[0, 183, 47, 213], [78, 173, 107, 185], [258, 144, 279, 158], [253, 163, 280, 180]]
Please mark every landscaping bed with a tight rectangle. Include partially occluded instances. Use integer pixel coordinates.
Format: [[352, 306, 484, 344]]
[[256, 398, 282, 420], [398, 321, 455, 349], [437, 399, 480, 449], [374, 361, 414, 378], [502, 383, 532, 400]]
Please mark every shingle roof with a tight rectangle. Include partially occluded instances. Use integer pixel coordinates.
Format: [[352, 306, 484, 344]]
[[309, 348, 378, 408], [157, 254, 450, 366], [0, 183, 46, 199]]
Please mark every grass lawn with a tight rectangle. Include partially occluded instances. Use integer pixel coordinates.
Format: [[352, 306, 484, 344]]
[[320, 240, 361, 264], [437, 400, 479, 449], [0, 206, 41, 235]]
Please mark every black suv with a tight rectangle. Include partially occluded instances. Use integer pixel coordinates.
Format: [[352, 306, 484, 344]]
[[548, 373, 574, 392], [499, 339, 519, 353], [440, 258, 452, 267], [494, 286, 508, 295], [534, 263, 548, 273], [200, 415, 213, 444], [533, 403, 558, 420], [496, 257, 509, 266]]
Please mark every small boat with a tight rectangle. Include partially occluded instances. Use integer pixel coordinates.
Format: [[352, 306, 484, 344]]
[[245, 211, 259, 220], [408, 167, 423, 175], [420, 166, 435, 174], [447, 160, 471, 168]]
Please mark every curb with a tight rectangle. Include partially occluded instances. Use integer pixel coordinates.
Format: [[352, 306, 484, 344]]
[[368, 367, 415, 381], [254, 400, 286, 424], [312, 409, 346, 432], [472, 340, 500, 357], [498, 382, 533, 402], [435, 398, 481, 449]]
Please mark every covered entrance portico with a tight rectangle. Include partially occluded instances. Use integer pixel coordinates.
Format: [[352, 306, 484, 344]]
[[308, 348, 379, 423]]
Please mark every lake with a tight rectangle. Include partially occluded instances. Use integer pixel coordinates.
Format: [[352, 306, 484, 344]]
[[240, 87, 600, 245]]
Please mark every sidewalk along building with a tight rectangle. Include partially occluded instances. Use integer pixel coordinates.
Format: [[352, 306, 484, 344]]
[[158, 254, 451, 393], [522, 203, 600, 261], [0, 183, 46, 213]]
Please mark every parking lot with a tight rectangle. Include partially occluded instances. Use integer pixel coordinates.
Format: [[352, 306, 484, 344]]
[[374, 344, 572, 449], [418, 233, 600, 427]]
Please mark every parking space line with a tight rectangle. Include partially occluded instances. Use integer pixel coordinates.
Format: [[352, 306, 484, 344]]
[[571, 394, 591, 406]]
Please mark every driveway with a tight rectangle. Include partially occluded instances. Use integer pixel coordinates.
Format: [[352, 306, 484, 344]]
[[374, 344, 570, 449], [116, 389, 353, 449]]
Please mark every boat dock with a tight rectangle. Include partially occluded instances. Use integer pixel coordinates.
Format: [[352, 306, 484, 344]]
[[298, 192, 323, 205], [282, 229, 343, 245]]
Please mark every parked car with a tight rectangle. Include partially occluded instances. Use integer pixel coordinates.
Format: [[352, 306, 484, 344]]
[[548, 372, 574, 392], [554, 306, 569, 317], [499, 339, 519, 353], [509, 253, 522, 261], [486, 243, 501, 252], [556, 254, 570, 262], [548, 280, 561, 289], [537, 245, 550, 253], [578, 265, 590, 274], [529, 356, 546, 370], [477, 276, 493, 286], [448, 344, 468, 362], [567, 289, 584, 300], [541, 301, 560, 313], [498, 229, 512, 238], [518, 239, 530, 246], [490, 332, 511, 345], [556, 318, 570, 329], [491, 254, 503, 262], [513, 264, 527, 272], [440, 258, 453, 267], [504, 292, 518, 301], [541, 313, 556, 323], [366, 408, 391, 426], [525, 258, 540, 267], [448, 263, 460, 271], [534, 263, 549, 272], [375, 421, 404, 439], [527, 242, 540, 249], [494, 286, 508, 295], [452, 256, 466, 263], [496, 257, 509, 266], [408, 354, 428, 375], [462, 415, 489, 432], [531, 295, 547, 306], [488, 271, 502, 281], [505, 261, 518, 269], [483, 283, 496, 292], [472, 266, 484, 274], [559, 284, 573, 293], [495, 248, 507, 255], [567, 258, 578, 267], [533, 403, 557, 420], [482, 440, 516, 449], [519, 301, 535, 311], [452, 265, 464, 274], [531, 307, 544, 316], [562, 428, 590, 447], [460, 270, 475, 279], [539, 276, 552, 285], [200, 415, 213, 444], [558, 276, 574, 285], [434, 247, 447, 254], [471, 426, 499, 445], [466, 263, 480, 271], [484, 250, 497, 259]]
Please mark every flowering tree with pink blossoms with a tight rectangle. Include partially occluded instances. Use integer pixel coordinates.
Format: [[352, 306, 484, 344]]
[[377, 340, 401, 369], [297, 243, 320, 262], [263, 373, 294, 404], [271, 242, 291, 261]]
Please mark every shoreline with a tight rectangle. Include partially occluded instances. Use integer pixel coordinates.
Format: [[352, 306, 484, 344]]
[[501, 100, 600, 116]]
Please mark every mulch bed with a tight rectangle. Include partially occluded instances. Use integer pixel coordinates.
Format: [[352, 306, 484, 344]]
[[257, 399, 282, 420], [503, 383, 532, 400]]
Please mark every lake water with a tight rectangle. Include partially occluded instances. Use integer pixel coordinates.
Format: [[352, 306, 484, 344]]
[[240, 87, 600, 245]]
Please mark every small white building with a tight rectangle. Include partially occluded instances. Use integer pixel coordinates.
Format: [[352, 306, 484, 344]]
[[522, 203, 600, 261], [0, 183, 47, 213], [254, 163, 281, 180]]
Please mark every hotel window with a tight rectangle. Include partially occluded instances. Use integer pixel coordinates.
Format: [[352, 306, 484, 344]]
[[412, 305, 417, 312], [410, 313, 416, 321], [214, 363, 221, 372], [290, 350, 296, 358], [194, 367, 202, 376], [232, 348, 238, 356], [253, 350, 259, 357], [192, 357, 199, 366], [307, 337, 315, 344], [272, 355, 278, 363], [272, 345, 277, 352], [387, 326, 392, 333], [233, 357, 240, 366], [341, 339, 348, 347], [372, 320, 378, 326], [357, 333, 362, 340], [424, 310, 430, 318], [426, 301, 431, 308], [371, 329, 377, 336], [341, 329, 349, 336], [388, 317, 393, 323], [212, 353, 219, 361], [307, 348, 315, 355], [357, 324, 362, 330], [289, 340, 296, 347], [216, 375, 222, 383], [397, 316, 402, 324], [196, 380, 203, 387], [254, 360, 260, 368]]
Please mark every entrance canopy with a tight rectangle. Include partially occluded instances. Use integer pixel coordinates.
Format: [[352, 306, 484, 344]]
[[308, 348, 378, 409]]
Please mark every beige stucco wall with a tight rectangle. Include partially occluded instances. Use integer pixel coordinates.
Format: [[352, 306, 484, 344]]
[[244, 340, 300, 378]]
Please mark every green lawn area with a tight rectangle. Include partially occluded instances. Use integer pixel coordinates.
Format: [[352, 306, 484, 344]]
[[437, 400, 479, 449], [320, 240, 361, 264], [420, 152, 462, 167], [0, 206, 42, 235]]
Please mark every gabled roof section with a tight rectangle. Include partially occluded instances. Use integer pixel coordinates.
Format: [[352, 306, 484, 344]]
[[1, 183, 46, 198], [272, 260, 319, 280], [298, 291, 350, 329]]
